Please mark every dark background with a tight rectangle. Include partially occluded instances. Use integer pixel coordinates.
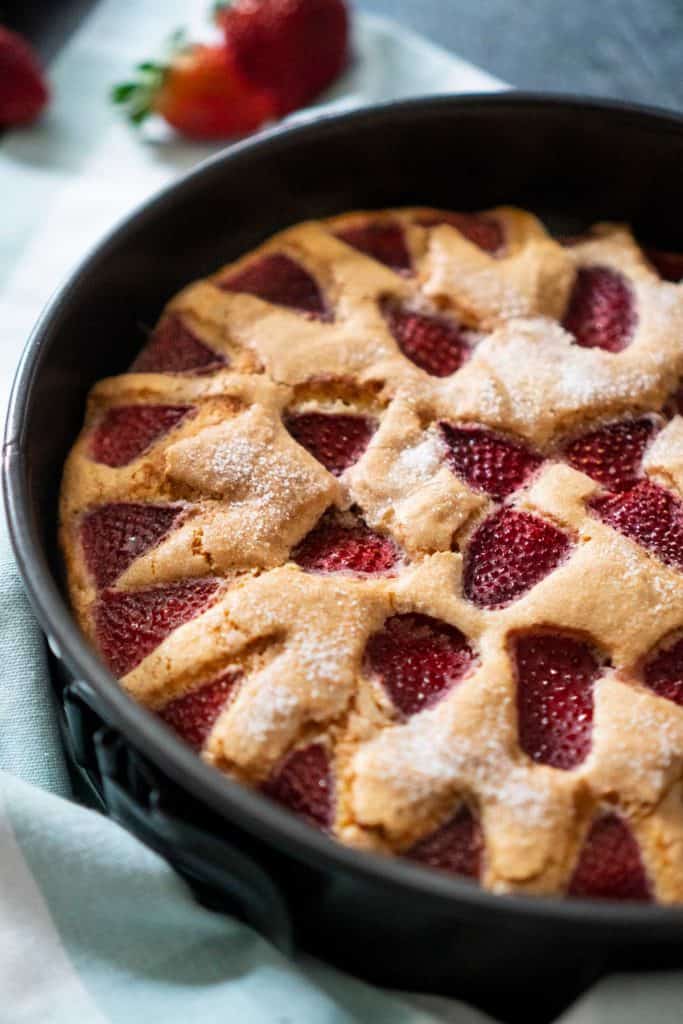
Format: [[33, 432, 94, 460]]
[[5, 0, 683, 112]]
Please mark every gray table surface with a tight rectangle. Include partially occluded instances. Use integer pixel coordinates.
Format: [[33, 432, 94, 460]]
[[5, 0, 683, 113], [361, 0, 683, 111]]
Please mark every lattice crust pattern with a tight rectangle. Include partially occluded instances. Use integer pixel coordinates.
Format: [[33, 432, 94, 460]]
[[60, 206, 683, 902]]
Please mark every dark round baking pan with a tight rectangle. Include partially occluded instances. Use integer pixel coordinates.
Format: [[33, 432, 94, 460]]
[[5, 94, 683, 1024]]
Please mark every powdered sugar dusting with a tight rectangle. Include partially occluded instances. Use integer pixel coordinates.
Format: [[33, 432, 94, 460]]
[[356, 696, 551, 828], [599, 682, 683, 799], [391, 435, 442, 484], [166, 408, 333, 550], [451, 318, 671, 442], [239, 679, 299, 743]]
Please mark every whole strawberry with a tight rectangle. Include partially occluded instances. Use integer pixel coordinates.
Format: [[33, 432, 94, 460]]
[[0, 26, 49, 127], [113, 38, 275, 140], [218, 0, 349, 116]]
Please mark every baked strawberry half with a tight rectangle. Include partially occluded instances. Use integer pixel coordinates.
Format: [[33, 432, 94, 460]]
[[569, 814, 651, 901], [562, 417, 659, 493], [95, 578, 220, 676], [364, 613, 475, 717], [406, 805, 483, 879], [262, 743, 333, 828], [285, 411, 376, 475], [131, 316, 225, 374], [642, 634, 683, 707], [440, 423, 543, 499], [382, 299, 472, 377], [293, 510, 399, 575], [220, 253, 330, 319], [81, 502, 183, 589], [563, 266, 636, 353], [463, 508, 571, 609], [336, 221, 412, 274], [514, 632, 600, 770], [590, 479, 683, 573], [89, 404, 192, 468], [159, 669, 242, 750]]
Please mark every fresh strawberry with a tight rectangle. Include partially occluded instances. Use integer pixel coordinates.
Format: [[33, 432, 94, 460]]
[[463, 508, 571, 609], [0, 26, 49, 127], [514, 633, 599, 770], [643, 635, 683, 707], [418, 211, 503, 254], [439, 423, 543, 499], [562, 417, 658, 493], [81, 503, 183, 589], [336, 222, 412, 274], [568, 814, 651, 901], [645, 247, 683, 283], [95, 579, 220, 676], [293, 510, 399, 575], [262, 743, 333, 828], [159, 669, 241, 750], [590, 479, 683, 573], [218, 0, 349, 116], [131, 315, 225, 374], [382, 299, 471, 377], [562, 266, 636, 353], [221, 253, 329, 319], [406, 805, 483, 879], [89, 404, 191, 468], [112, 40, 274, 140], [364, 613, 475, 718], [285, 411, 375, 475]]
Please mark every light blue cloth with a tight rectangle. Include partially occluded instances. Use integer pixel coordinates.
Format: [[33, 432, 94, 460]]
[[2, 3, 682, 1023]]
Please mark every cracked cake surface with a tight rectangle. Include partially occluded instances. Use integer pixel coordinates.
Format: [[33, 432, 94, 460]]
[[60, 206, 683, 902]]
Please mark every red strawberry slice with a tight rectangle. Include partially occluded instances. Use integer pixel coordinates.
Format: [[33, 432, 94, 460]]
[[568, 814, 651, 901], [514, 633, 600, 770], [562, 266, 636, 353], [464, 508, 571, 609], [406, 805, 483, 879], [364, 613, 475, 718], [285, 411, 376, 476], [562, 417, 659, 493], [590, 479, 683, 572], [131, 315, 225, 374], [439, 423, 543, 499], [418, 211, 503, 254], [643, 635, 683, 707], [159, 669, 241, 750], [95, 578, 220, 677], [336, 222, 412, 274], [89, 404, 191, 468], [220, 253, 329, 319], [293, 511, 399, 575], [645, 247, 683, 283], [262, 743, 333, 829], [81, 502, 183, 589], [382, 299, 471, 377]]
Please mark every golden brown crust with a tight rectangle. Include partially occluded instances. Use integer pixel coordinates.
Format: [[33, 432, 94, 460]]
[[59, 206, 683, 901]]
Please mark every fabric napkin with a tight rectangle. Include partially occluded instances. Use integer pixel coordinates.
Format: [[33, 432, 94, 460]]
[[1, 2, 681, 1022]]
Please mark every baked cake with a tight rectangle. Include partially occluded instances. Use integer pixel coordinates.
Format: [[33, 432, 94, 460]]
[[59, 206, 683, 902]]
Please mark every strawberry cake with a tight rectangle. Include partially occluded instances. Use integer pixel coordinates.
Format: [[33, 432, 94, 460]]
[[59, 206, 683, 902]]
